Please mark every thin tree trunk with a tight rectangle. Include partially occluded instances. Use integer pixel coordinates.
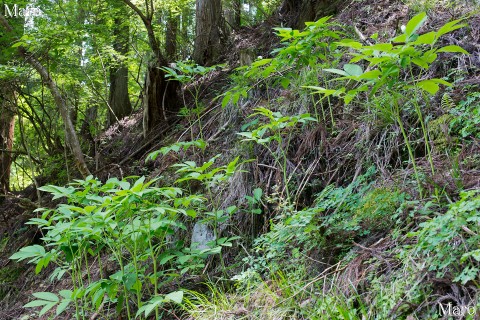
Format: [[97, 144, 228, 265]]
[[0, 86, 15, 195], [193, 0, 225, 66], [1, 14, 91, 178], [108, 8, 132, 126], [225, 0, 240, 31], [233, 0, 241, 29]]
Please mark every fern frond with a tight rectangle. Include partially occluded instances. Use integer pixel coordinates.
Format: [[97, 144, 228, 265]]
[[441, 93, 455, 110]]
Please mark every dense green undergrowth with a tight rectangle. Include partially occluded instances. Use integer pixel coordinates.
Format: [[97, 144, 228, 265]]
[[9, 9, 480, 320]]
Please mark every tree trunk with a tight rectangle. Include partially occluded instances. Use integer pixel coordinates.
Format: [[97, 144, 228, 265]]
[[166, 12, 178, 60], [193, 0, 225, 66], [280, 0, 340, 29], [108, 11, 132, 126], [0, 86, 15, 195], [233, 0, 241, 29], [143, 62, 179, 135], [225, 0, 241, 31], [0, 14, 91, 178], [123, 0, 180, 134]]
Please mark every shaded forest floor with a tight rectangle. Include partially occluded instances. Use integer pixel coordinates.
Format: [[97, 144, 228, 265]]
[[2, 0, 480, 319]]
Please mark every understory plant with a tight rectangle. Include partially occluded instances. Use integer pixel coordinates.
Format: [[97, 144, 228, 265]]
[[306, 12, 468, 197], [162, 61, 219, 141], [411, 190, 480, 286], [10, 142, 241, 319], [238, 107, 317, 200]]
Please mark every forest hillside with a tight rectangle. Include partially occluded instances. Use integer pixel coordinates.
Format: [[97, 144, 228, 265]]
[[1, 0, 480, 319]]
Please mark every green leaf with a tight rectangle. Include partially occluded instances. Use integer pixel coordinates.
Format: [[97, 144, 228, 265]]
[[164, 291, 183, 304], [159, 254, 176, 265], [343, 64, 363, 76], [253, 188, 263, 201], [405, 12, 427, 38], [437, 19, 466, 38], [32, 292, 59, 302], [56, 299, 71, 316], [39, 302, 57, 316], [221, 92, 232, 108], [10, 245, 45, 261], [280, 77, 290, 89], [24, 300, 52, 308], [136, 296, 165, 318], [437, 45, 469, 54], [324, 68, 348, 76], [251, 58, 272, 67], [417, 80, 439, 94], [412, 31, 436, 45], [416, 79, 451, 95]]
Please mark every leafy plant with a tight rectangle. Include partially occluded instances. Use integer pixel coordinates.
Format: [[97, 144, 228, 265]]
[[162, 61, 220, 140], [306, 12, 468, 197], [221, 16, 342, 115], [411, 190, 480, 285], [10, 153, 242, 319], [238, 107, 317, 200], [450, 91, 480, 139]]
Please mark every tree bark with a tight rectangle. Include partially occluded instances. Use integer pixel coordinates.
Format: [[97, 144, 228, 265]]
[[166, 12, 178, 60], [123, 0, 180, 135], [142, 62, 179, 134], [193, 0, 225, 66], [233, 0, 241, 29], [225, 0, 241, 31], [108, 9, 132, 126], [0, 13, 91, 178], [0, 86, 15, 195], [279, 0, 340, 29]]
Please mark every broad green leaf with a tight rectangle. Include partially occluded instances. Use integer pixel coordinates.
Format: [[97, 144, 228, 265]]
[[280, 77, 290, 89], [365, 43, 392, 52], [32, 292, 59, 302], [422, 49, 438, 64], [336, 40, 363, 49], [412, 58, 429, 69], [253, 188, 263, 201], [251, 58, 272, 67], [343, 64, 363, 76], [56, 299, 71, 316], [39, 302, 57, 316], [324, 68, 348, 76], [417, 80, 441, 95], [10, 245, 45, 261], [159, 254, 176, 265], [437, 45, 469, 54], [416, 78, 451, 93], [437, 19, 467, 38], [221, 92, 231, 108], [356, 69, 381, 80], [164, 291, 183, 304], [303, 86, 345, 98], [413, 31, 436, 45], [24, 300, 52, 308], [405, 12, 427, 38]]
